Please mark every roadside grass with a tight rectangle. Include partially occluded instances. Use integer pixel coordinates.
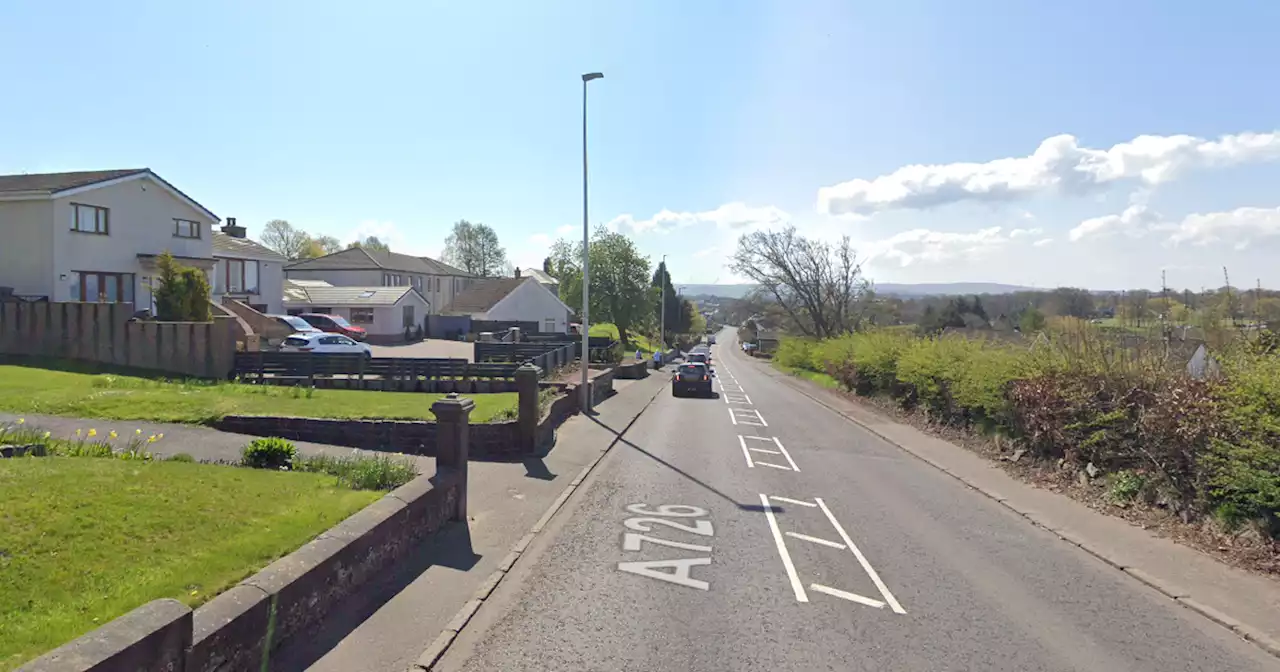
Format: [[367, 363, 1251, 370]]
[[590, 323, 662, 355], [0, 457, 379, 671], [773, 363, 841, 390], [0, 365, 516, 424]]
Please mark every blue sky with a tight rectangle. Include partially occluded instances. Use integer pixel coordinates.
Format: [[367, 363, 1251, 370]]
[[3, 0, 1280, 290]]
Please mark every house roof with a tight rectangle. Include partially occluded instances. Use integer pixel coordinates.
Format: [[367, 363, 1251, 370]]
[[283, 280, 427, 307], [444, 277, 526, 315], [519, 268, 557, 285], [0, 168, 219, 222], [283, 247, 472, 276], [213, 232, 287, 261]]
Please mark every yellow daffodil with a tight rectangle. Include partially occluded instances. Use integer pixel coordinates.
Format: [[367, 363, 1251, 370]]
[[157, 433, 164, 440], [147, 435, 157, 443], [135, 429, 142, 435], [43, 431, 51, 439], [75, 429, 82, 437], [109, 431, 118, 439], [87, 429, 97, 438], [16, 418, 23, 425]]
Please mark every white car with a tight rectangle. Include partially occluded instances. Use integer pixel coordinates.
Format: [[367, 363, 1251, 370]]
[[280, 332, 372, 357]]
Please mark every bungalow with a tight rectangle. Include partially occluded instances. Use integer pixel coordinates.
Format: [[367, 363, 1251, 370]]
[[516, 267, 559, 296], [445, 275, 572, 333], [283, 279, 430, 343], [284, 247, 474, 313]]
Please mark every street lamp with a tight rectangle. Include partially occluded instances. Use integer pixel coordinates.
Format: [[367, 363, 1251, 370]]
[[660, 254, 667, 351], [580, 71, 603, 412]]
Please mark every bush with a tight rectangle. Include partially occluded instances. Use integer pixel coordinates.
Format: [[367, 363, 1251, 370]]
[[294, 452, 417, 490], [166, 453, 195, 463], [241, 437, 297, 469]]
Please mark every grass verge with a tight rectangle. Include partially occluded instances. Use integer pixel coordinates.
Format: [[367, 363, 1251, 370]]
[[0, 457, 379, 671], [0, 364, 516, 424]]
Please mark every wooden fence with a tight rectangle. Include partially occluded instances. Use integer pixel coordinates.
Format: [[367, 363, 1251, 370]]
[[233, 352, 531, 392]]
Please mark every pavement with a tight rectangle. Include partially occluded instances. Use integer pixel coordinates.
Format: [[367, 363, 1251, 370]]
[[431, 330, 1280, 672]]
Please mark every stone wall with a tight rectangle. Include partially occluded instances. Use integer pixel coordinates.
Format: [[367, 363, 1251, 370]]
[[212, 416, 525, 460], [20, 468, 466, 672], [0, 301, 241, 379]]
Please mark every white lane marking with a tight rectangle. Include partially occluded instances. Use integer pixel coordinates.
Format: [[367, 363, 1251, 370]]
[[815, 498, 906, 614], [746, 446, 781, 455], [755, 461, 793, 470], [729, 408, 767, 426], [786, 531, 846, 549], [811, 583, 886, 609], [760, 494, 808, 602], [768, 496, 817, 508], [743, 435, 773, 441], [738, 435, 756, 468], [723, 392, 752, 405], [772, 437, 800, 471]]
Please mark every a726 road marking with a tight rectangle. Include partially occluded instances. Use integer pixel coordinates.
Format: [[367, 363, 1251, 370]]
[[617, 504, 715, 591]]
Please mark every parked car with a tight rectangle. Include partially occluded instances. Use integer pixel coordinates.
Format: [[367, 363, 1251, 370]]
[[298, 313, 367, 341], [672, 362, 714, 397], [280, 332, 372, 357], [707, 334, 716, 345], [269, 314, 321, 334]]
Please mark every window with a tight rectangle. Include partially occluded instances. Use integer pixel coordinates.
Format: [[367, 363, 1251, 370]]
[[319, 336, 342, 345], [174, 219, 201, 239], [221, 259, 259, 294], [71, 204, 109, 234], [413, 276, 423, 290], [403, 304, 416, 328], [544, 318, 556, 332], [70, 272, 134, 303], [349, 308, 375, 324], [383, 273, 403, 286]]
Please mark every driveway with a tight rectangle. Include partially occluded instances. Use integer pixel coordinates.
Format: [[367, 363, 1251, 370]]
[[370, 339, 474, 361]]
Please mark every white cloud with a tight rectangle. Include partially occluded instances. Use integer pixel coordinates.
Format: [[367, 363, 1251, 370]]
[[528, 233, 551, 246], [1068, 205, 1162, 242], [864, 226, 1011, 267], [609, 202, 790, 235], [555, 224, 574, 235], [1033, 237, 1054, 248], [1168, 206, 1280, 248], [817, 130, 1280, 215], [1008, 227, 1043, 239]]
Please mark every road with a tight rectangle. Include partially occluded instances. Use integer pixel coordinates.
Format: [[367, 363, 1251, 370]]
[[435, 330, 1278, 672]]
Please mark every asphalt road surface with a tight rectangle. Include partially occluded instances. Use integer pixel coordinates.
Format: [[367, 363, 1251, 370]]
[[436, 332, 1278, 672]]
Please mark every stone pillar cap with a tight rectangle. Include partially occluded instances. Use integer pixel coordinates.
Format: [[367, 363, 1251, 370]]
[[432, 393, 476, 415]]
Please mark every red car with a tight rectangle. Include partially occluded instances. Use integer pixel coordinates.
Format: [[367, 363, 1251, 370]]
[[298, 313, 367, 342]]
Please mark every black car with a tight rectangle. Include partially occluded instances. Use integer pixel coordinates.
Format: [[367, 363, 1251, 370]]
[[672, 362, 714, 397]]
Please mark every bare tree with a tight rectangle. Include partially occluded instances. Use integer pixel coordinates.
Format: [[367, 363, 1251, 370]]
[[443, 220, 509, 277], [260, 220, 312, 260], [729, 226, 869, 339], [348, 235, 390, 253]]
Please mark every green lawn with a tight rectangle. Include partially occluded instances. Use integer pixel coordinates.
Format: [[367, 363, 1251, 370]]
[[0, 365, 517, 424], [0, 458, 380, 671], [590, 323, 663, 355]]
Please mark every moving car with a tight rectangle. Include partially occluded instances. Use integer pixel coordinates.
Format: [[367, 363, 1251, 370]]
[[707, 334, 716, 345], [280, 332, 373, 357], [672, 362, 714, 397], [687, 351, 710, 366], [298, 313, 368, 341]]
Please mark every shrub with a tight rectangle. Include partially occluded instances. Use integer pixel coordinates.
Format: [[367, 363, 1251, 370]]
[[774, 338, 817, 371], [166, 453, 196, 463], [241, 437, 297, 469], [294, 452, 417, 490]]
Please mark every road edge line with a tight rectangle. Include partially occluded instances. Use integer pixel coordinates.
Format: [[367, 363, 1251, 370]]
[[731, 345, 1280, 663], [412, 378, 669, 671]]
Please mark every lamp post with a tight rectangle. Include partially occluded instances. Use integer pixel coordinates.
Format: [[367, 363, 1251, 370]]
[[580, 71, 603, 412], [660, 254, 667, 351]]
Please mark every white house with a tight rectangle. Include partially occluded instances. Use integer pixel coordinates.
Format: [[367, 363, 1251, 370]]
[[445, 275, 572, 333], [283, 279, 431, 343], [284, 247, 474, 314], [0, 169, 218, 307], [211, 219, 286, 314], [516, 267, 559, 296]]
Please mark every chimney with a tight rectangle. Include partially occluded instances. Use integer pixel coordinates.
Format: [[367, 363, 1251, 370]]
[[514, 267, 521, 278], [221, 217, 247, 239]]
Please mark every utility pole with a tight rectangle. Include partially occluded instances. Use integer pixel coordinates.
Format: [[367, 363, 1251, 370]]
[[580, 71, 604, 412], [660, 255, 667, 350], [1223, 266, 1235, 327]]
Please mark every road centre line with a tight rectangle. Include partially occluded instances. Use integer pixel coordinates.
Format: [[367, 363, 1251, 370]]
[[760, 494, 808, 602], [769, 496, 817, 508], [815, 498, 906, 614], [786, 531, 846, 549], [810, 584, 886, 609]]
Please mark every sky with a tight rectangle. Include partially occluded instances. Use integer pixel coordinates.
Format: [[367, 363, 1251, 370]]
[[3, 0, 1280, 291]]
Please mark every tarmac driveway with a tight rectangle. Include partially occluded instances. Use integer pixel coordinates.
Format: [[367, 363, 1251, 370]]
[[369, 339, 474, 361]]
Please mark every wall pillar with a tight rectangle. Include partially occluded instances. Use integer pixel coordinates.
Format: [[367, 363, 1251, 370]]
[[431, 393, 475, 521]]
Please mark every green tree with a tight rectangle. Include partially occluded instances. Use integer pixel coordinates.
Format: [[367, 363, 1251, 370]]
[[1019, 307, 1046, 332], [348, 236, 390, 253], [554, 226, 652, 346], [303, 235, 343, 258], [153, 251, 211, 321], [443, 220, 509, 277]]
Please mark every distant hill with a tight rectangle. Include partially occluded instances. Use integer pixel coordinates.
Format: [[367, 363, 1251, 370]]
[[682, 282, 1036, 300]]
